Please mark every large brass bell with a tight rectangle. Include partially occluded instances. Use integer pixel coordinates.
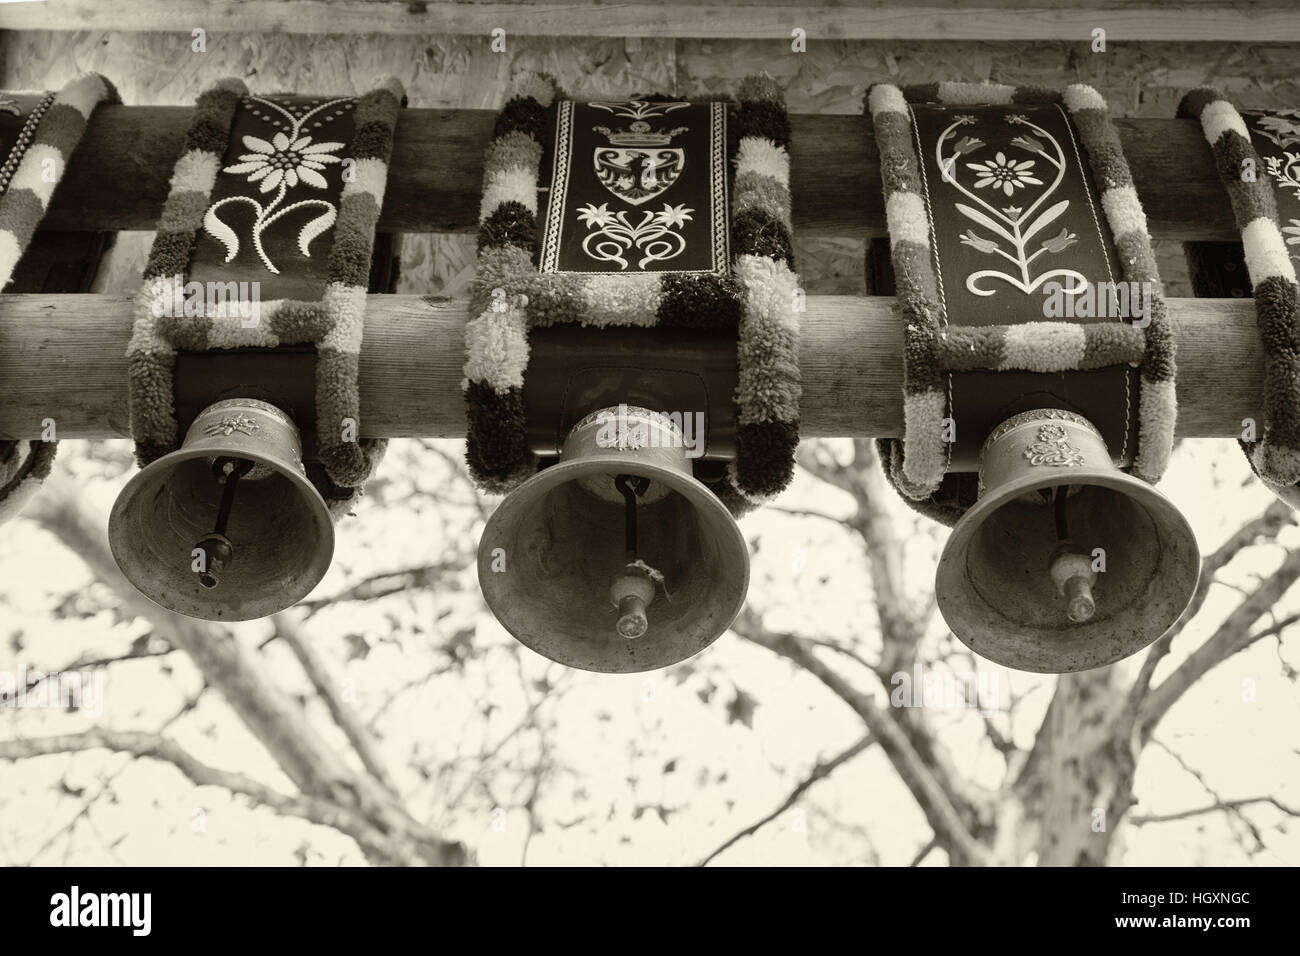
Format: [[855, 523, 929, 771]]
[[109, 398, 333, 621], [935, 409, 1200, 673], [478, 405, 750, 673]]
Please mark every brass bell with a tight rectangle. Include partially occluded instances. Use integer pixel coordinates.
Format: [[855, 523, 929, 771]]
[[478, 405, 750, 673], [109, 398, 333, 621], [935, 409, 1200, 673]]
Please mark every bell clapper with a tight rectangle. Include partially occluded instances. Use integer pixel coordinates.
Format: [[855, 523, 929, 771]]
[[611, 473, 663, 639], [1045, 485, 1097, 624], [195, 456, 255, 590]]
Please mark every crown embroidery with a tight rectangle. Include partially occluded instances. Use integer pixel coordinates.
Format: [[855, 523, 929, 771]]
[[592, 119, 688, 148]]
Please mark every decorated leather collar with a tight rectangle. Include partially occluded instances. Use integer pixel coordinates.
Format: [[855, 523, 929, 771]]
[[867, 81, 1175, 525], [0, 73, 117, 526], [1179, 89, 1300, 507], [128, 77, 405, 516], [463, 73, 800, 517]]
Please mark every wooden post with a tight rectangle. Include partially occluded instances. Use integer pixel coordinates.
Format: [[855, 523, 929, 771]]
[[6, 0, 1300, 42], [42, 107, 1237, 241], [0, 293, 1262, 441]]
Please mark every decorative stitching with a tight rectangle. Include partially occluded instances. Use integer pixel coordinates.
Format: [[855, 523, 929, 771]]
[[868, 81, 1173, 523], [128, 77, 404, 515], [464, 74, 799, 513]]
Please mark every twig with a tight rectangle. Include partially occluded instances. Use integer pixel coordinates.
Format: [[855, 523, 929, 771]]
[[1130, 796, 1300, 825], [272, 613, 401, 797], [695, 734, 872, 866]]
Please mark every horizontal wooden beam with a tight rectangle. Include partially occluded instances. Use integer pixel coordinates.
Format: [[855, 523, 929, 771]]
[[4, 0, 1298, 43], [0, 293, 1263, 441], [44, 106, 1238, 241]]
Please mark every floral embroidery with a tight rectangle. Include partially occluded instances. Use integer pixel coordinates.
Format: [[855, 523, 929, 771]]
[[967, 151, 1044, 196], [1253, 111, 1300, 151], [588, 100, 690, 121], [577, 201, 694, 269], [203, 97, 351, 275], [939, 113, 1088, 297], [224, 131, 342, 192], [1263, 151, 1300, 203], [1250, 113, 1300, 263]]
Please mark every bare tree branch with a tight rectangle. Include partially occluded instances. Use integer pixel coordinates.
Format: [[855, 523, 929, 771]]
[[1121, 499, 1296, 733], [1130, 796, 1300, 825], [908, 838, 939, 867], [296, 561, 466, 612], [1140, 547, 1300, 742], [21, 475, 467, 867], [696, 734, 872, 866], [735, 615, 995, 865], [0, 728, 445, 865], [794, 441, 989, 839], [272, 613, 401, 797]]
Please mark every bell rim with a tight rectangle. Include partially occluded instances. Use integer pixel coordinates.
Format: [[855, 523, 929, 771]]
[[109, 444, 335, 623], [937, 468, 1200, 673], [478, 456, 751, 674]]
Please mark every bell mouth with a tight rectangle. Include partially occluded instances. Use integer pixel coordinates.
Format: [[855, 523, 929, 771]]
[[108, 400, 334, 622], [937, 411, 1200, 673], [477, 454, 750, 674]]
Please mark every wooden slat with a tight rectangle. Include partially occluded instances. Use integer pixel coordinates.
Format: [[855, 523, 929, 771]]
[[43, 107, 1237, 241], [3, 0, 1298, 42], [0, 293, 1263, 441]]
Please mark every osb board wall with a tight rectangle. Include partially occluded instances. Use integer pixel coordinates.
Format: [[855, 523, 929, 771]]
[[4, 31, 1300, 297]]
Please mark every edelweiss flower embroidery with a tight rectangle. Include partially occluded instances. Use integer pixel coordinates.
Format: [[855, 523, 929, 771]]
[[967, 151, 1044, 196], [223, 132, 344, 193], [203, 96, 353, 275], [576, 201, 694, 269], [657, 203, 694, 229], [577, 202, 615, 228], [937, 111, 1088, 297], [1283, 219, 1300, 246]]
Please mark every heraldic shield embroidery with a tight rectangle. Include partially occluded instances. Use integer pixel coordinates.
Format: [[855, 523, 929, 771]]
[[540, 98, 729, 274]]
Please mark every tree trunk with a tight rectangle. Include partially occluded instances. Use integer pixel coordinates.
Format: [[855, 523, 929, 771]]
[[1015, 668, 1135, 865]]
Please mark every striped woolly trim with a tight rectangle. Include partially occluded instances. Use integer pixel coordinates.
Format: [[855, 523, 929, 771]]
[[463, 72, 799, 515], [0, 73, 117, 525], [867, 81, 1175, 521], [0, 73, 118, 290], [128, 77, 404, 514], [1178, 88, 1300, 502], [0, 440, 57, 526]]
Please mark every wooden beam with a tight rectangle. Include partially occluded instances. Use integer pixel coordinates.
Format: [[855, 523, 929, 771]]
[[4, 0, 1298, 43], [42, 106, 1237, 241], [0, 293, 1263, 441]]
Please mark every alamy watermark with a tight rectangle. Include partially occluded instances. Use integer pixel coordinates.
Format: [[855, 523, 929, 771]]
[[0, 667, 104, 718], [594, 403, 705, 459], [1042, 279, 1153, 327], [150, 277, 262, 327], [890, 663, 1001, 716]]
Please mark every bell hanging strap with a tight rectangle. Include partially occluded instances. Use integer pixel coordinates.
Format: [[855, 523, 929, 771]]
[[0, 73, 118, 525], [463, 72, 799, 517], [1179, 89, 1300, 506], [128, 77, 405, 517], [867, 81, 1176, 525]]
